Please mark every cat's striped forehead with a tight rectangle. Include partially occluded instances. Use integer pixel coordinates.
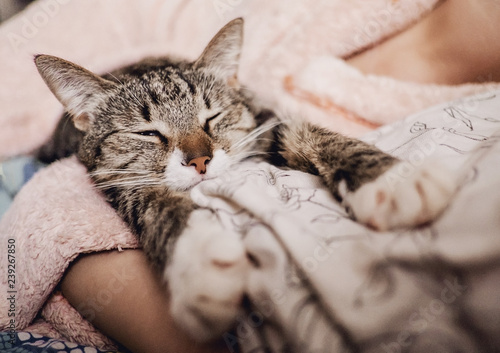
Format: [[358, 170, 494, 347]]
[[106, 65, 238, 130]]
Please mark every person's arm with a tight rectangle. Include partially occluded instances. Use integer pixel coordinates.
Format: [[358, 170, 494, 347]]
[[61, 249, 230, 353], [348, 0, 500, 85]]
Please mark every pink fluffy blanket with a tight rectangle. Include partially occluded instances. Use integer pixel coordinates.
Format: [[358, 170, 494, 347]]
[[2, 0, 500, 349]]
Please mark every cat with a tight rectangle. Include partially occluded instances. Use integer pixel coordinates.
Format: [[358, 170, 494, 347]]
[[34, 18, 455, 340]]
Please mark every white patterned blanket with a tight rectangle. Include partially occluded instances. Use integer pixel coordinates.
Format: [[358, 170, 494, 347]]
[[190, 91, 500, 352]]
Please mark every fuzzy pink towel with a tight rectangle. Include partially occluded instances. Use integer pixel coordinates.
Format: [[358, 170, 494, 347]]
[[2, 0, 500, 348], [0, 157, 138, 348]]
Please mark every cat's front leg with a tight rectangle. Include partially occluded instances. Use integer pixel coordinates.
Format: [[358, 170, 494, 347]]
[[276, 122, 456, 230], [165, 209, 248, 341]]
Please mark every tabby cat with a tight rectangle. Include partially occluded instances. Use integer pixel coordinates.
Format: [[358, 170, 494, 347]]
[[34, 18, 454, 339]]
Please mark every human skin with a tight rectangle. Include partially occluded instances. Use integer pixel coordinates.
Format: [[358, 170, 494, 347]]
[[61, 250, 231, 353], [347, 0, 500, 85]]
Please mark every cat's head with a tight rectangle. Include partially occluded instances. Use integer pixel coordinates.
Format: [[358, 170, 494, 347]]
[[35, 18, 274, 191]]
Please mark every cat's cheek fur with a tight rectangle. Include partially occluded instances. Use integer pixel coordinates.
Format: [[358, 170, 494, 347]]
[[204, 149, 230, 179]]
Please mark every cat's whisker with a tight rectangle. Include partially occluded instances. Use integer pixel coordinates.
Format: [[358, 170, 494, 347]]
[[91, 168, 150, 173], [104, 72, 124, 85], [233, 123, 275, 147], [231, 150, 270, 157], [234, 136, 275, 148], [94, 179, 163, 189], [242, 137, 275, 145], [229, 150, 270, 163], [92, 174, 162, 184], [89, 168, 152, 177], [232, 119, 281, 151], [94, 175, 162, 183], [132, 92, 145, 107], [95, 180, 157, 187], [95, 183, 162, 190], [89, 170, 151, 177], [93, 177, 160, 185]]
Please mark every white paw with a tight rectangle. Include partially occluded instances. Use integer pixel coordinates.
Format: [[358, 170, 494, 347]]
[[344, 161, 456, 231], [165, 209, 248, 341]]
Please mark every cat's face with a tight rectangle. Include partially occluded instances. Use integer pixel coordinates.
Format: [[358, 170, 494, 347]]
[[35, 19, 270, 191], [80, 62, 259, 191]]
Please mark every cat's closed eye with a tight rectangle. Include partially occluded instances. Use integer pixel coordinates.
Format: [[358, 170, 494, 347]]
[[134, 130, 169, 145], [204, 112, 222, 133], [136, 130, 161, 137]]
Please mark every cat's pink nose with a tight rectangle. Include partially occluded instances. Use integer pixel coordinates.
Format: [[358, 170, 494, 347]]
[[188, 156, 211, 174]]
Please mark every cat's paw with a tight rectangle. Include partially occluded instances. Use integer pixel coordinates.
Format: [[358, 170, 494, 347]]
[[166, 209, 248, 341], [344, 161, 456, 231]]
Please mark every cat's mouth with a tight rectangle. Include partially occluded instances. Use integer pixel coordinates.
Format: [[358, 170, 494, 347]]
[[164, 149, 230, 192], [185, 174, 217, 190]]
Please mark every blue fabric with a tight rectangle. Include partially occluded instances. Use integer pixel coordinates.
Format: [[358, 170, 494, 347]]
[[0, 331, 118, 352], [0, 157, 46, 219]]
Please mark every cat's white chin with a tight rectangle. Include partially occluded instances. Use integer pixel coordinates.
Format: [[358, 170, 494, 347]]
[[164, 149, 230, 191]]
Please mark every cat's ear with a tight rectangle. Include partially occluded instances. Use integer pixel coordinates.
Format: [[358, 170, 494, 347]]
[[194, 18, 243, 88], [34, 54, 117, 131]]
